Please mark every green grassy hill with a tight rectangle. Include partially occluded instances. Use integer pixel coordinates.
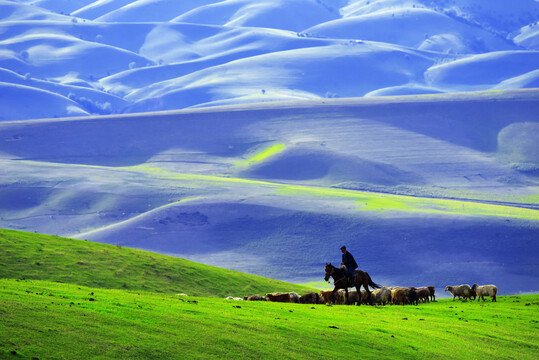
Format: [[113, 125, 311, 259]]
[[1, 229, 538, 359], [0, 229, 314, 297]]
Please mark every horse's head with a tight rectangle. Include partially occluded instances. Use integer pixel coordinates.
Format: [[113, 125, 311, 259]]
[[324, 263, 335, 282]]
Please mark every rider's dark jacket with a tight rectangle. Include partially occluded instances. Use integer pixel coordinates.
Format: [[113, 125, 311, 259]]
[[342, 251, 358, 270]]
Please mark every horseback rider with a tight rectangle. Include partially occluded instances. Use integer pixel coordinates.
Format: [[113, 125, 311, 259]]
[[340, 246, 358, 287]]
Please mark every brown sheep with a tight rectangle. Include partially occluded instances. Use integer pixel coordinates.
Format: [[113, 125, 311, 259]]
[[347, 290, 361, 305], [471, 284, 498, 302], [407, 288, 419, 305], [244, 295, 265, 301], [415, 288, 430, 303], [391, 287, 409, 305], [335, 289, 361, 305], [427, 286, 436, 301], [299, 292, 320, 304], [320, 290, 334, 304], [359, 290, 370, 305], [265, 292, 291, 303]]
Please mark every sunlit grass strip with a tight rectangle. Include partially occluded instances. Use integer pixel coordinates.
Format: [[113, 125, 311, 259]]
[[124, 166, 538, 220], [519, 193, 539, 204], [236, 143, 285, 166], [16, 160, 537, 221], [276, 185, 539, 221], [123, 164, 282, 187]]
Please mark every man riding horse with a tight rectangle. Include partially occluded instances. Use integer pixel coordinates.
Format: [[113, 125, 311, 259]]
[[340, 246, 358, 287], [324, 246, 381, 305]]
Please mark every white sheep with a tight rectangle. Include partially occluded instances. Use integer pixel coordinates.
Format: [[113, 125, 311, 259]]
[[372, 287, 392, 305], [444, 284, 472, 301], [289, 292, 300, 303], [471, 284, 498, 302]]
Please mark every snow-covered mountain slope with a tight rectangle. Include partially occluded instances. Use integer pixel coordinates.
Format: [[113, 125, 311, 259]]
[[0, 0, 538, 120], [1, 90, 538, 293]]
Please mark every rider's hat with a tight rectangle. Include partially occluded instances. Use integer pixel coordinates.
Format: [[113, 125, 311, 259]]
[[340, 245, 346, 250]]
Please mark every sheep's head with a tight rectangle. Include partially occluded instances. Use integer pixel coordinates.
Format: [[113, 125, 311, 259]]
[[445, 286, 452, 292]]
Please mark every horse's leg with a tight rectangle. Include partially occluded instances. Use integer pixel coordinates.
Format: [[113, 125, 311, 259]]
[[363, 277, 372, 305], [332, 287, 338, 305], [355, 285, 361, 306], [345, 287, 349, 305]]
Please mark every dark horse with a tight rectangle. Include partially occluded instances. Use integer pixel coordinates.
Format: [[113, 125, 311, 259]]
[[324, 263, 381, 305]]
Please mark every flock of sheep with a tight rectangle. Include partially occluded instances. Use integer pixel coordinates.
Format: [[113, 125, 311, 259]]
[[445, 283, 498, 302], [230, 283, 497, 305]]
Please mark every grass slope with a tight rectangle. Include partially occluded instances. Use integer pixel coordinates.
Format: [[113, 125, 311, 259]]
[[1, 279, 538, 359], [0, 229, 314, 297]]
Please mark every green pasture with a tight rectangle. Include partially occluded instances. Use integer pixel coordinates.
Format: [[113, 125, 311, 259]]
[[1, 279, 538, 359]]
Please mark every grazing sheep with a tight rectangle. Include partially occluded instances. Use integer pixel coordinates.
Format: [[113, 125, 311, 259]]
[[289, 292, 300, 303], [407, 288, 419, 305], [471, 284, 498, 302], [299, 292, 320, 304], [415, 288, 430, 303], [359, 290, 370, 305], [445, 284, 472, 301], [244, 295, 265, 301], [427, 286, 436, 301], [391, 287, 409, 305], [362, 289, 377, 305], [469, 287, 477, 300], [347, 290, 360, 305], [225, 296, 243, 300], [320, 290, 334, 304], [372, 287, 392, 305], [371, 289, 380, 304], [335, 289, 347, 305], [265, 292, 291, 303]]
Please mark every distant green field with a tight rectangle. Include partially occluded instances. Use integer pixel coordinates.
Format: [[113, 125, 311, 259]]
[[1, 229, 538, 359]]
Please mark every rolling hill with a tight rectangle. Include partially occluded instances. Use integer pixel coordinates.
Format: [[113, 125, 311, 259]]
[[1, 0, 539, 120], [0, 228, 314, 297], [1, 89, 538, 294]]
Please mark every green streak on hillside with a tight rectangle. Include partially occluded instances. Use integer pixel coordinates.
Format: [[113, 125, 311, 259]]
[[236, 143, 286, 166], [105, 165, 538, 220], [0, 229, 313, 297], [277, 185, 539, 220], [122, 164, 282, 187], [1, 279, 538, 359], [519, 193, 539, 204]]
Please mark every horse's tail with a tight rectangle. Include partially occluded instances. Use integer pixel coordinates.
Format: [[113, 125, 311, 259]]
[[367, 272, 382, 289]]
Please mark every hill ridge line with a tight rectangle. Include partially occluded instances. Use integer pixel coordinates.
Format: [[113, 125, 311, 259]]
[[2, 88, 538, 125]]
